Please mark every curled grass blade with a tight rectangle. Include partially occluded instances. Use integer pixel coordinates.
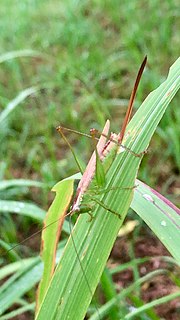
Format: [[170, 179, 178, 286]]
[[124, 291, 180, 320], [36, 178, 74, 312], [0, 49, 42, 64], [0, 87, 39, 125]]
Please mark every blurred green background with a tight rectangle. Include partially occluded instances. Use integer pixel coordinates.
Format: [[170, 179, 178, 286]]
[[0, 0, 179, 219], [0, 1, 179, 319]]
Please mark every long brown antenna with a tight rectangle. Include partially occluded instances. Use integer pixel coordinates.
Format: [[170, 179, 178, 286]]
[[118, 56, 147, 144]]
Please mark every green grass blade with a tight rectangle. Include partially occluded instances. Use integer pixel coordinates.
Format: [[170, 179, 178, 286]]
[[0, 179, 44, 191], [128, 294, 160, 320], [0, 258, 42, 315], [0, 50, 42, 64], [124, 291, 180, 320], [90, 269, 167, 320], [0, 200, 45, 221], [0, 258, 35, 281], [0, 303, 35, 320], [0, 243, 66, 316], [100, 268, 119, 320], [131, 179, 180, 263], [0, 87, 39, 125], [36, 58, 180, 320], [0, 239, 21, 262]]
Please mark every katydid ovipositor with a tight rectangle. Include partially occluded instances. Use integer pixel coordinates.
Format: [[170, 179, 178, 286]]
[[57, 55, 147, 218]]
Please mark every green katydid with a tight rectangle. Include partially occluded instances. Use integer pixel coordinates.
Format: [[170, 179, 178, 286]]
[[56, 56, 147, 219]]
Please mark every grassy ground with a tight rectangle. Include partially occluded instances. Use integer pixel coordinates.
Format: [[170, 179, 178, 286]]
[[0, 0, 179, 319]]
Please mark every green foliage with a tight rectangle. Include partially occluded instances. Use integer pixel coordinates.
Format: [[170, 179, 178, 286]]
[[0, 0, 179, 185], [0, 1, 179, 319]]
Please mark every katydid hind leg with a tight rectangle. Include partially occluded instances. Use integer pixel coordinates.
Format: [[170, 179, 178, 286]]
[[92, 197, 122, 219], [97, 184, 137, 195], [81, 184, 137, 220]]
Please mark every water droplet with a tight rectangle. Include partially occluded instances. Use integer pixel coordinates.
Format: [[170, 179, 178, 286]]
[[161, 220, 167, 227], [119, 146, 126, 153], [143, 194, 154, 203]]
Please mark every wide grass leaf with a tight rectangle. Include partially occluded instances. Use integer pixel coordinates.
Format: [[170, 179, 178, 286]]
[[0, 179, 44, 191], [132, 180, 180, 263], [0, 200, 45, 221]]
